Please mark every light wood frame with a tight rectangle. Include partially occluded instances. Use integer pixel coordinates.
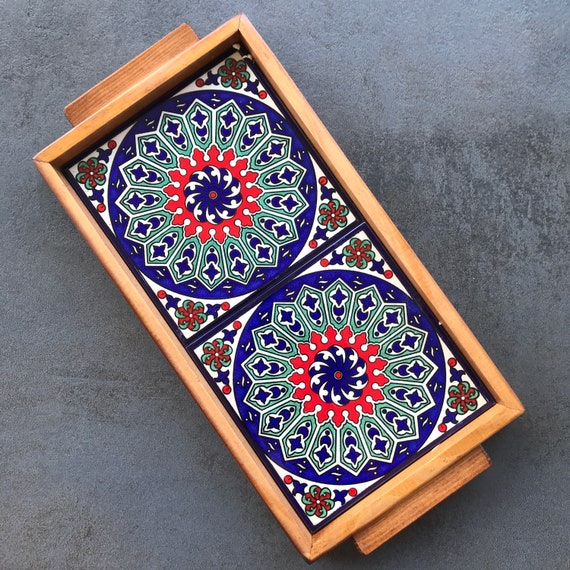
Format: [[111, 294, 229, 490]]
[[34, 15, 523, 561]]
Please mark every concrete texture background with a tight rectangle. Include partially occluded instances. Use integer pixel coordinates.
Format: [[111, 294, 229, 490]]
[[1, 1, 568, 568]]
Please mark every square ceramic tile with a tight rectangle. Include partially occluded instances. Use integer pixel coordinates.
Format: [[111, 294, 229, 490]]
[[192, 225, 494, 530], [64, 47, 358, 340]]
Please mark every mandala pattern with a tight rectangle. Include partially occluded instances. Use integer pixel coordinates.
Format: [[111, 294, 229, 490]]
[[113, 99, 313, 294], [195, 229, 492, 528], [235, 274, 442, 479], [66, 49, 356, 339]]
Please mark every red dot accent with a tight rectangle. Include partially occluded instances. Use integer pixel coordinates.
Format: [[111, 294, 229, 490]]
[[348, 488, 357, 497], [222, 385, 231, 395], [221, 302, 230, 311], [196, 78, 204, 87], [284, 475, 293, 484], [233, 321, 242, 330], [96, 203, 106, 212], [448, 358, 457, 367], [259, 91, 267, 99], [384, 270, 393, 279], [320, 258, 329, 267], [157, 290, 167, 299], [309, 240, 317, 249], [319, 176, 328, 186], [107, 140, 116, 149], [438, 423, 447, 432]]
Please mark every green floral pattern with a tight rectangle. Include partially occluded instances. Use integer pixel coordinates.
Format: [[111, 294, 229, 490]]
[[318, 198, 349, 231], [447, 381, 480, 414], [76, 157, 107, 189], [175, 300, 206, 331], [301, 485, 335, 518], [218, 58, 250, 89], [201, 339, 232, 371]]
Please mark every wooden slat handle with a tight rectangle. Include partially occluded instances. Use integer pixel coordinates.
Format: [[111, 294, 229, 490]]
[[353, 446, 491, 555], [64, 23, 199, 127]]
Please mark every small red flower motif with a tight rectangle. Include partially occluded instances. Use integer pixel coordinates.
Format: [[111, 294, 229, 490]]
[[76, 157, 107, 190], [218, 58, 250, 89], [318, 198, 348, 231], [343, 238, 375, 269], [301, 485, 335, 518], [447, 381, 479, 414], [175, 300, 206, 331], [201, 339, 232, 371]]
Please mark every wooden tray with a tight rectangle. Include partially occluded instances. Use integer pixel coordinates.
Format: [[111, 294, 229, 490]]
[[34, 15, 523, 561]]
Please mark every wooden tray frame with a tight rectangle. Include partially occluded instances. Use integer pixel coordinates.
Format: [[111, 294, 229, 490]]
[[34, 15, 523, 561]]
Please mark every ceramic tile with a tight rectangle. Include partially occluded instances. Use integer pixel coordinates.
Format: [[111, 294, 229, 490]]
[[193, 226, 493, 530], [64, 47, 357, 340]]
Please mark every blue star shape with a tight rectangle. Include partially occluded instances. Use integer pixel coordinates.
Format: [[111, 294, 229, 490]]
[[360, 294, 376, 311], [232, 258, 248, 276], [248, 121, 262, 136], [134, 220, 150, 236], [143, 139, 159, 155], [280, 167, 296, 183], [192, 109, 207, 126], [221, 110, 237, 127], [345, 446, 361, 465], [303, 294, 318, 311], [281, 195, 298, 211], [127, 192, 144, 209], [252, 359, 269, 376], [257, 246, 271, 260], [331, 287, 347, 305], [374, 438, 388, 453], [204, 263, 220, 281], [152, 244, 166, 259], [254, 387, 271, 404], [165, 119, 180, 135], [274, 224, 290, 238], [260, 331, 276, 347], [409, 361, 426, 377], [395, 417, 410, 433], [406, 390, 423, 407], [269, 141, 285, 156], [266, 415, 282, 431], [288, 436, 304, 451], [175, 258, 191, 275], [315, 446, 331, 464], [130, 165, 147, 182]]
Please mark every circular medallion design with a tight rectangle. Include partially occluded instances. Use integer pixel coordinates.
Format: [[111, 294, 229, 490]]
[[309, 345, 367, 405], [184, 166, 243, 223], [232, 271, 446, 485], [108, 91, 316, 298], [163, 146, 261, 243], [290, 325, 388, 426]]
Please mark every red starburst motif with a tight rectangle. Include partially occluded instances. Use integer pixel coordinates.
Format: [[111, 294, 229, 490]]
[[163, 144, 262, 244], [289, 325, 389, 427]]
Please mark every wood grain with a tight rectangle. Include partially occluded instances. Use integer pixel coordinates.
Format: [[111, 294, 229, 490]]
[[34, 15, 524, 562], [65, 24, 199, 126], [353, 446, 492, 554]]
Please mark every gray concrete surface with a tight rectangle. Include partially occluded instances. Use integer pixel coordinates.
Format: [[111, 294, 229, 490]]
[[1, 1, 569, 568]]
